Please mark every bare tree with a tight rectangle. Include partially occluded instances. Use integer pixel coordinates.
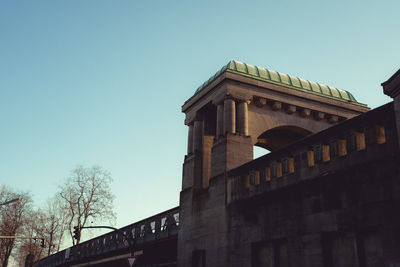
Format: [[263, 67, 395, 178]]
[[41, 196, 69, 255], [15, 209, 46, 266], [3, 190, 73, 265], [59, 166, 115, 245], [12, 198, 69, 266], [0, 186, 31, 267]]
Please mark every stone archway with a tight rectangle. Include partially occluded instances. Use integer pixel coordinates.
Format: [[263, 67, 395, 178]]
[[255, 125, 312, 151]]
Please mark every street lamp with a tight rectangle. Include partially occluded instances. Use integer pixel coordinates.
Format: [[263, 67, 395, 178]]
[[0, 198, 20, 206]]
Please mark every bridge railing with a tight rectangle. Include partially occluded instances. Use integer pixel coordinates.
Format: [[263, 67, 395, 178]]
[[34, 207, 179, 267], [227, 102, 398, 203]]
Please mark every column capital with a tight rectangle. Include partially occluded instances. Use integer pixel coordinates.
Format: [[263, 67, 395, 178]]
[[211, 94, 237, 106], [224, 94, 251, 104], [185, 112, 203, 125], [213, 100, 224, 106], [238, 99, 251, 105], [224, 93, 235, 101]]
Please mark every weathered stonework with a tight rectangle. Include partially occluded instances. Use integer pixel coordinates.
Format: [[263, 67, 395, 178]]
[[178, 61, 399, 267], [181, 61, 368, 192]]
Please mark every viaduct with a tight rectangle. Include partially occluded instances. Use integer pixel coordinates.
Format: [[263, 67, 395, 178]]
[[35, 60, 400, 267]]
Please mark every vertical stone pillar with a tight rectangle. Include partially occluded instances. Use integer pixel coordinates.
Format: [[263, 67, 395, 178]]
[[193, 120, 203, 152], [382, 70, 400, 145], [237, 101, 249, 136], [223, 98, 236, 134], [212, 97, 252, 177], [187, 124, 194, 154], [216, 104, 224, 138]]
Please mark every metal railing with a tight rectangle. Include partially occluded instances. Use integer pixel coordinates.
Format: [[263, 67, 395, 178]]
[[34, 207, 179, 267]]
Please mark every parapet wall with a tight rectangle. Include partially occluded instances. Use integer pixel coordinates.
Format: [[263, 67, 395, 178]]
[[227, 102, 398, 204], [221, 101, 400, 267]]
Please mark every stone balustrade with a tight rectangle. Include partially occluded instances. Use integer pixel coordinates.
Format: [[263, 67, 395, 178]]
[[227, 102, 397, 204]]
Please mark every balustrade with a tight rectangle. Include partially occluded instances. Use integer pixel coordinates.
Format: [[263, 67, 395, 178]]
[[227, 102, 395, 203]]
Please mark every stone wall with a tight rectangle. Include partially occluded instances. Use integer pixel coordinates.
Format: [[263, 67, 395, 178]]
[[178, 102, 400, 267]]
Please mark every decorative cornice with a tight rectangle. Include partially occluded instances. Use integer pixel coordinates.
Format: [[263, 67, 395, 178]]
[[382, 68, 400, 98], [250, 97, 344, 124]]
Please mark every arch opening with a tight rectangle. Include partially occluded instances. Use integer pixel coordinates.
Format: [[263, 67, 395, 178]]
[[253, 126, 312, 158]]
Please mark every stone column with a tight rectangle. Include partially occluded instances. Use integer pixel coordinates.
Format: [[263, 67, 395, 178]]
[[223, 98, 236, 134], [216, 104, 224, 138], [237, 101, 249, 136], [187, 124, 194, 154], [193, 120, 203, 152]]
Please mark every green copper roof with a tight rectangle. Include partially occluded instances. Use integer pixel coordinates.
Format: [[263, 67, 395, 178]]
[[192, 60, 366, 106]]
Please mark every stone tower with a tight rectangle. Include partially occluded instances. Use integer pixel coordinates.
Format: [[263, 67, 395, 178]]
[[181, 60, 368, 191], [178, 60, 369, 266]]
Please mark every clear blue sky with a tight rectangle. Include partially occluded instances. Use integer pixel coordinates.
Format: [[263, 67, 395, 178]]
[[0, 0, 398, 234]]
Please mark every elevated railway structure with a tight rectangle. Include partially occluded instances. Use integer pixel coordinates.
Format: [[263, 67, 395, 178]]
[[34, 207, 179, 267]]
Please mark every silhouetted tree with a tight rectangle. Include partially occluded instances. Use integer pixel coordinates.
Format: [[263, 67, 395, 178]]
[[0, 186, 31, 267], [15, 209, 46, 266], [42, 197, 68, 255], [59, 166, 115, 245]]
